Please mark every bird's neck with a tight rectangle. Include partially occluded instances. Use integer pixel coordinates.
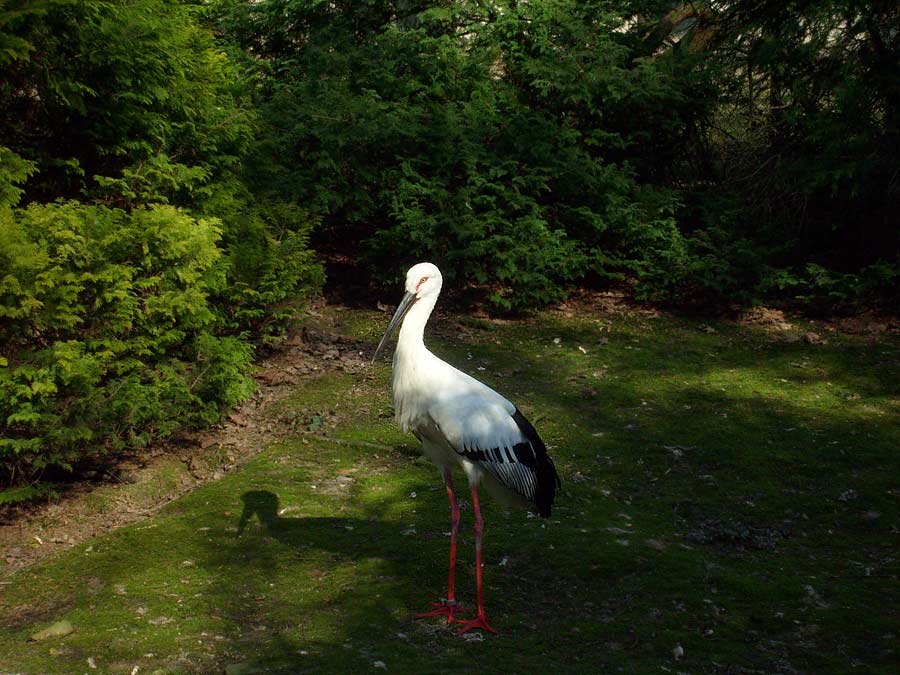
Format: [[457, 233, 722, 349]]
[[396, 295, 436, 353], [392, 295, 439, 432]]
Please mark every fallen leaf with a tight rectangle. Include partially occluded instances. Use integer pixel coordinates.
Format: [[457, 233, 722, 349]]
[[29, 620, 74, 641]]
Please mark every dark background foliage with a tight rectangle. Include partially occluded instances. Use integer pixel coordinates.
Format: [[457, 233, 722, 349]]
[[213, 0, 899, 308]]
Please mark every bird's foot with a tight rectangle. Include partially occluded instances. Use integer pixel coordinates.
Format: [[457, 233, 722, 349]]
[[454, 612, 497, 635], [415, 599, 465, 624]]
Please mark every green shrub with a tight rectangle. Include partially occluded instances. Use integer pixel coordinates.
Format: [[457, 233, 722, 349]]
[[0, 201, 255, 485], [212, 198, 325, 340], [0, 2, 324, 499], [0, 147, 36, 207], [763, 260, 900, 312], [223, 1, 720, 309]]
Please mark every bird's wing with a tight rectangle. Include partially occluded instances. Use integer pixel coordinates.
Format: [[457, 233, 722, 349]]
[[428, 371, 560, 516]]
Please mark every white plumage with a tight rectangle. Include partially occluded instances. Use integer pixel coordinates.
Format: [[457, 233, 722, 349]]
[[374, 262, 560, 635]]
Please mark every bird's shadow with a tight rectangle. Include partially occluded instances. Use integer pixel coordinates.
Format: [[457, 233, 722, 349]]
[[234, 489, 415, 563]]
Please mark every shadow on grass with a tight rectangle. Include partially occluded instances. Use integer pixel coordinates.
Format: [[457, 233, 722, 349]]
[[188, 485, 482, 673]]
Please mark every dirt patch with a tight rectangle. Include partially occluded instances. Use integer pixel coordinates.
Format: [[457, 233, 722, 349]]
[[0, 304, 374, 579], [823, 311, 900, 336], [556, 288, 664, 318], [737, 306, 796, 332]]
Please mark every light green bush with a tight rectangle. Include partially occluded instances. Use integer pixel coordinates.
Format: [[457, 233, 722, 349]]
[[0, 201, 255, 484]]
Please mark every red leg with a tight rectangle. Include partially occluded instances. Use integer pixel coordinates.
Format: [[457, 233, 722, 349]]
[[416, 469, 465, 623], [455, 485, 498, 635]]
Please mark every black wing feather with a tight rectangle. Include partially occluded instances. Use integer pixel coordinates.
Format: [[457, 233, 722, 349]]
[[459, 408, 561, 518], [511, 409, 561, 518]]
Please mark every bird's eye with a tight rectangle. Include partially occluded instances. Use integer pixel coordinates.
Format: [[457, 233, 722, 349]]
[[419, 276, 428, 285]]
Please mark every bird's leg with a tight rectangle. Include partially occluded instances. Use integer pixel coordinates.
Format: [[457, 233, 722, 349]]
[[455, 486, 498, 635], [415, 468, 465, 623]]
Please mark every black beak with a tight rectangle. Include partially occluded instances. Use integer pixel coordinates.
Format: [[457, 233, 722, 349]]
[[373, 291, 416, 362]]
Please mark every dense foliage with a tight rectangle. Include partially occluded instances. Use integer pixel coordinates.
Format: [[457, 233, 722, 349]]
[[670, 0, 900, 306], [0, 0, 322, 491], [0, 203, 250, 483], [216, 0, 898, 308]]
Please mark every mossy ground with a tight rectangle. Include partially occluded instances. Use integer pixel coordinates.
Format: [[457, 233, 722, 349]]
[[1, 303, 898, 674]]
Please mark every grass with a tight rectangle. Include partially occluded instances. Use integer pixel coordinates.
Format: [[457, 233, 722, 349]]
[[1, 304, 898, 674]]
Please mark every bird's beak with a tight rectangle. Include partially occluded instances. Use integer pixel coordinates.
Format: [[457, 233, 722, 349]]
[[373, 291, 416, 362]]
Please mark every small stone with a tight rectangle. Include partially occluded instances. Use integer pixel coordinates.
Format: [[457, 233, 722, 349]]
[[373, 661, 387, 670], [228, 412, 248, 426]]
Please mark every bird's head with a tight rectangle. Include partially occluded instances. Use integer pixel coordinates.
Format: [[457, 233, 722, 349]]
[[404, 261, 443, 300], [373, 262, 443, 362]]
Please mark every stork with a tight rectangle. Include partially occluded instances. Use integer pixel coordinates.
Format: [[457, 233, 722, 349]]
[[373, 262, 560, 635]]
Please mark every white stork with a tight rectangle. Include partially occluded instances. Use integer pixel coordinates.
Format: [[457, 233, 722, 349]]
[[373, 262, 560, 635]]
